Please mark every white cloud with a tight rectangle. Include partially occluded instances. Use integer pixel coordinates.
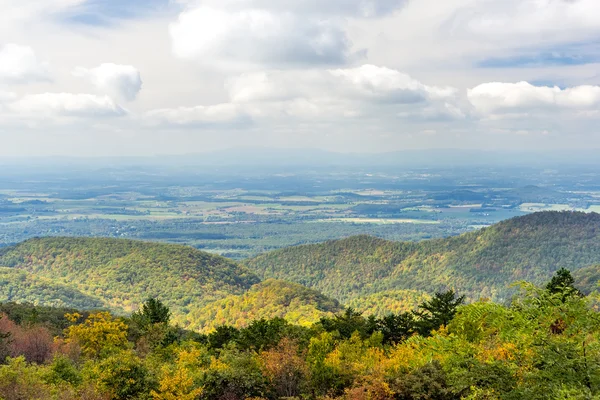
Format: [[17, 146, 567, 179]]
[[73, 63, 143, 102], [226, 65, 465, 121], [193, 0, 406, 17], [8, 93, 127, 118], [455, 0, 600, 44], [468, 82, 600, 114], [170, 6, 355, 68], [0, 44, 50, 84], [330, 65, 457, 103], [0, 0, 85, 24], [0, 91, 17, 103], [228, 65, 456, 103], [146, 103, 251, 127]]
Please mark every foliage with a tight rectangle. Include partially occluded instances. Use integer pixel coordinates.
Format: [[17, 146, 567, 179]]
[[0, 278, 599, 399], [64, 312, 129, 359], [246, 211, 600, 303], [0, 356, 50, 400], [189, 279, 343, 332], [415, 290, 465, 335], [89, 350, 156, 400], [0, 237, 260, 330], [574, 264, 600, 295], [0, 267, 106, 310]]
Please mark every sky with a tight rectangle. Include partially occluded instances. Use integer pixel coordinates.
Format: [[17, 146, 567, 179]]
[[1, 0, 600, 157]]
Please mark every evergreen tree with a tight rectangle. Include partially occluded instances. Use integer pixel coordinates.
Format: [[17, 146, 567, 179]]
[[139, 298, 171, 325], [416, 290, 465, 335], [546, 268, 582, 301]]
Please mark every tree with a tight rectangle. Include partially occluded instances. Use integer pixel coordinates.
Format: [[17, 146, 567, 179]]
[[0, 356, 50, 400], [390, 361, 458, 400], [64, 312, 128, 359], [416, 290, 465, 335], [134, 298, 172, 326], [92, 350, 156, 400], [236, 317, 288, 352], [320, 308, 368, 339], [377, 312, 417, 345], [207, 325, 239, 350], [259, 337, 307, 398], [546, 268, 582, 301], [0, 315, 12, 364]]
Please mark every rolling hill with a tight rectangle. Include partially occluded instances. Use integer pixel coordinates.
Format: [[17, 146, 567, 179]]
[[245, 211, 600, 304], [0, 237, 343, 331], [187, 279, 343, 331], [3, 211, 600, 330], [0, 237, 262, 329], [0, 267, 105, 310]]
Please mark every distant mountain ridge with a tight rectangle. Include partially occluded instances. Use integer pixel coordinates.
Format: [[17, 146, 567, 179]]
[[245, 211, 600, 305]]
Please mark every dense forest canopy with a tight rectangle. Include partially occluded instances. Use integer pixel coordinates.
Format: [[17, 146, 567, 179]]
[[1, 212, 600, 332], [0, 237, 260, 330], [0, 270, 599, 399], [246, 211, 600, 306]]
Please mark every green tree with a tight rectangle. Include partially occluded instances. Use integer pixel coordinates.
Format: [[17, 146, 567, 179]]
[[320, 308, 368, 339], [236, 317, 288, 352], [207, 325, 239, 350], [416, 290, 465, 335], [91, 350, 156, 400], [134, 298, 171, 326], [546, 268, 582, 301]]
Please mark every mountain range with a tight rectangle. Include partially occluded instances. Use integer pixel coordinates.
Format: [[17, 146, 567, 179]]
[[1, 211, 600, 330]]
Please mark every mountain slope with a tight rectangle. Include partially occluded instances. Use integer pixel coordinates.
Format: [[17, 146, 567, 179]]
[[245, 211, 600, 302], [0, 237, 260, 328], [574, 265, 600, 295], [187, 279, 343, 332], [0, 267, 106, 310]]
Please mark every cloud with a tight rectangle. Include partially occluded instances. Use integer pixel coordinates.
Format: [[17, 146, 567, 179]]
[[195, 0, 407, 18], [0, 44, 50, 84], [456, 0, 600, 42], [228, 65, 456, 104], [0, 0, 85, 23], [145, 64, 465, 131], [146, 103, 251, 127], [8, 93, 127, 118], [170, 6, 355, 68], [330, 65, 457, 103], [226, 65, 464, 120], [0, 91, 17, 104], [468, 81, 600, 114], [73, 63, 143, 101]]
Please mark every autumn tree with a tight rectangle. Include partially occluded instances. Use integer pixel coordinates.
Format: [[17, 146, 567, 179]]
[[259, 337, 307, 398], [64, 312, 128, 359]]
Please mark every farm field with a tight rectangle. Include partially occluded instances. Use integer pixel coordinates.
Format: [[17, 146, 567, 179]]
[[1, 163, 600, 258]]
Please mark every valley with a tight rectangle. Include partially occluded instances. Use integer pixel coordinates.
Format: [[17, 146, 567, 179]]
[[2, 161, 600, 259]]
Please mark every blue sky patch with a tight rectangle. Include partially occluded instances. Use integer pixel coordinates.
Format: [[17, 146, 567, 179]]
[[477, 40, 600, 68], [60, 0, 172, 26]]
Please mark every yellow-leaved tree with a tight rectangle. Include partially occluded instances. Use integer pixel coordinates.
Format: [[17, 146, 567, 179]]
[[64, 312, 128, 359]]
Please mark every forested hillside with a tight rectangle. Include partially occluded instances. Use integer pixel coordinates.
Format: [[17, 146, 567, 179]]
[[246, 211, 600, 304], [0, 267, 105, 310], [0, 237, 260, 329], [2, 212, 600, 330], [1, 272, 599, 399], [574, 264, 600, 294], [188, 279, 343, 331], [0, 238, 346, 331]]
